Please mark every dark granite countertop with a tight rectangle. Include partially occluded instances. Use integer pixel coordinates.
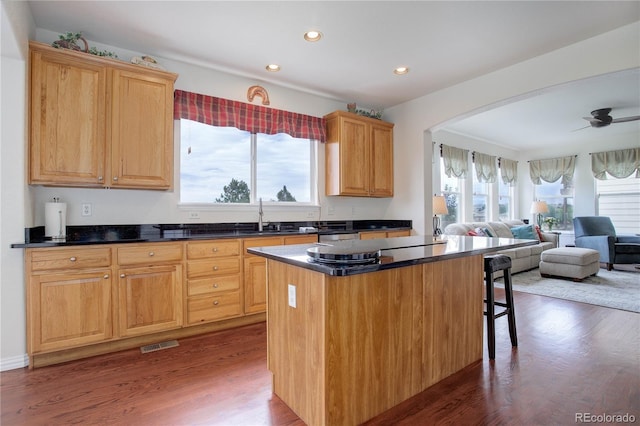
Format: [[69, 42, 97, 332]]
[[11, 220, 412, 248], [247, 235, 537, 276]]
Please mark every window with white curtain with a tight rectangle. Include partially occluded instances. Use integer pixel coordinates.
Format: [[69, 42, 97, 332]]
[[440, 157, 463, 229], [472, 165, 489, 222]]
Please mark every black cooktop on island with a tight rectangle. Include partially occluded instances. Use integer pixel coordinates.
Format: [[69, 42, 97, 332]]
[[12, 220, 412, 248]]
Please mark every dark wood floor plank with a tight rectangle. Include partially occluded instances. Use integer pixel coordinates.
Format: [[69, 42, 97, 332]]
[[2, 289, 639, 425]]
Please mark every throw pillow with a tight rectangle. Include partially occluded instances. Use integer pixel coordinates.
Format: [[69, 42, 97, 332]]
[[474, 227, 487, 236], [534, 225, 544, 241], [467, 230, 478, 236], [511, 224, 537, 240], [483, 227, 494, 237]]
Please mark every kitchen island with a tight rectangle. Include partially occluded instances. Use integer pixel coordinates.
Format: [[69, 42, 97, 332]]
[[248, 235, 536, 426]]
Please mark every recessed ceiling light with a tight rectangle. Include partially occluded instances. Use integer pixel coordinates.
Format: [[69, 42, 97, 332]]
[[394, 67, 409, 75], [266, 64, 281, 72], [304, 30, 322, 42]]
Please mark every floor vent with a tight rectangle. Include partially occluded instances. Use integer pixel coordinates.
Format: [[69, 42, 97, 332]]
[[140, 340, 179, 354]]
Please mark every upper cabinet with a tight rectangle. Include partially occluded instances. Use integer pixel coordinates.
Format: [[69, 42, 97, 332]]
[[28, 41, 178, 190], [324, 111, 394, 197]]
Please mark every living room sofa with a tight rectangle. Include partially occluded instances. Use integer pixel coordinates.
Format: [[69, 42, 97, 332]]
[[443, 220, 559, 274]]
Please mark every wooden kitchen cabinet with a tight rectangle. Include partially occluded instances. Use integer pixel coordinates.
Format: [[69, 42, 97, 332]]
[[324, 111, 394, 197], [28, 41, 177, 189], [243, 234, 317, 314], [25, 247, 115, 354], [116, 243, 184, 337], [186, 240, 242, 325], [359, 229, 411, 239]]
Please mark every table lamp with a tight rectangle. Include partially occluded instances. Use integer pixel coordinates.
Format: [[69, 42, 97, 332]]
[[433, 195, 449, 236], [530, 200, 549, 228]]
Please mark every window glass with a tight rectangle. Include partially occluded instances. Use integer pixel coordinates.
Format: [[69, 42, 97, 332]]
[[441, 158, 462, 229], [472, 165, 488, 222], [498, 178, 512, 220], [256, 133, 311, 202], [534, 179, 574, 230], [180, 119, 315, 204]]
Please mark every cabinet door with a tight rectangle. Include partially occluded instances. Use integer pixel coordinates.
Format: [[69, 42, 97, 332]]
[[29, 48, 106, 186], [338, 117, 370, 196], [369, 123, 394, 197], [244, 256, 268, 314], [359, 231, 388, 240], [110, 69, 174, 189], [118, 264, 182, 337], [28, 270, 114, 353]]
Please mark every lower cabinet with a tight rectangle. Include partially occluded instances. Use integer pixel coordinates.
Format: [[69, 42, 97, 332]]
[[359, 229, 411, 239], [118, 264, 183, 337], [28, 269, 115, 353]]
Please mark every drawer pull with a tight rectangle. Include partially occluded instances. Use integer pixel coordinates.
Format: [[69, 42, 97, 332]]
[[120, 273, 126, 278], [213, 300, 219, 306], [113, 176, 118, 181], [213, 284, 219, 289], [98, 176, 103, 181], [213, 266, 219, 271], [104, 274, 109, 279], [69, 257, 77, 262], [212, 247, 218, 252], [149, 252, 155, 257]]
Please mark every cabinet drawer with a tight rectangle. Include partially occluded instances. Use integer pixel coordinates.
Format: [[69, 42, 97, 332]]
[[187, 258, 240, 279], [284, 235, 317, 245], [187, 276, 240, 297], [187, 240, 240, 259], [187, 291, 242, 324], [29, 247, 112, 272], [117, 243, 183, 265], [243, 237, 283, 257]]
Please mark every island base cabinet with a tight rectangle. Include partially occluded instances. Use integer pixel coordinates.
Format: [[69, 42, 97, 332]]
[[266, 255, 483, 426]]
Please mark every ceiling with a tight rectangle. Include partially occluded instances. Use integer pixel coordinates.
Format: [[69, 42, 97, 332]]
[[27, 1, 640, 150]]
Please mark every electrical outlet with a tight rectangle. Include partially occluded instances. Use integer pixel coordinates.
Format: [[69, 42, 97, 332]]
[[288, 284, 297, 308], [307, 211, 314, 218], [81, 203, 92, 217], [328, 207, 335, 216], [188, 211, 200, 219]]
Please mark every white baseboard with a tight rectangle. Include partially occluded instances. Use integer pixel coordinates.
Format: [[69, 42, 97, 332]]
[[1, 354, 29, 371]]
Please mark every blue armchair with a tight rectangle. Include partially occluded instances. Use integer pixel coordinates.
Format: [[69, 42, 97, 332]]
[[573, 216, 640, 271]]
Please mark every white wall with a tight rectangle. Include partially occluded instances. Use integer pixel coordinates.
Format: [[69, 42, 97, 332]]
[[2, 10, 638, 369]]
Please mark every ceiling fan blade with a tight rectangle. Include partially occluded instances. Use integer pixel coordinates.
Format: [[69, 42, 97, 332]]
[[611, 115, 640, 123], [572, 125, 591, 132]]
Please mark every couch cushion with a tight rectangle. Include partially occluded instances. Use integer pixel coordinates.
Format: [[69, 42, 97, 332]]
[[488, 222, 514, 238], [512, 246, 532, 258], [443, 223, 474, 235]]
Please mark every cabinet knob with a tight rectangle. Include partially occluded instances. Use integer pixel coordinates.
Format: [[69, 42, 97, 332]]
[[213, 300, 219, 306], [213, 266, 219, 271], [149, 252, 155, 257], [113, 176, 118, 181], [120, 273, 126, 278], [104, 274, 109, 279], [98, 176, 103, 181], [213, 284, 219, 289], [212, 247, 218, 252], [69, 257, 77, 262]]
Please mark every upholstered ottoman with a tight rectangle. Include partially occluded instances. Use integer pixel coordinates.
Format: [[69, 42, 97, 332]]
[[539, 247, 600, 281]]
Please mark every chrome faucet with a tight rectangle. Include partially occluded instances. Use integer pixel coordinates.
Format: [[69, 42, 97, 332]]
[[258, 198, 264, 231]]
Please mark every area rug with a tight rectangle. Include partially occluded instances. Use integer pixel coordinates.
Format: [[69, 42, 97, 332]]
[[495, 268, 640, 313]]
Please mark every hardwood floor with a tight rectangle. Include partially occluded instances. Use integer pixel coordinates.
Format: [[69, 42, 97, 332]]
[[2, 289, 639, 425]]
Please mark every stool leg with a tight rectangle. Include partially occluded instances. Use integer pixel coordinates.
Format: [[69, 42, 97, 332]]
[[485, 269, 496, 360], [503, 268, 518, 347]]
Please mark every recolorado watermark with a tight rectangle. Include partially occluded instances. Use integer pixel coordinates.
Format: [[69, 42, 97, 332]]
[[575, 412, 636, 423]]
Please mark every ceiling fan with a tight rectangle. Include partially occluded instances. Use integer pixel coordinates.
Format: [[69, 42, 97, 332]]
[[582, 107, 640, 128]]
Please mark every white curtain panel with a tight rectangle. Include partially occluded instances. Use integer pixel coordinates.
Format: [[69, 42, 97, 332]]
[[591, 147, 640, 180], [500, 157, 518, 186], [442, 144, 469, 178], [474, 152, 497, 183], [529, 155, 576, 185]]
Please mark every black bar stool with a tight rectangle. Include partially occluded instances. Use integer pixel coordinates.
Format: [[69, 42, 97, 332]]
[[483, 254, 517, 360]]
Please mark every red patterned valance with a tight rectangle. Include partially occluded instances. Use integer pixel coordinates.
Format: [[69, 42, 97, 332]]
[[174, 90, 326, 142]]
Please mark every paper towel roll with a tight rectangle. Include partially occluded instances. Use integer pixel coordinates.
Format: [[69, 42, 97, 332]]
[[45, 202, 67, 239]]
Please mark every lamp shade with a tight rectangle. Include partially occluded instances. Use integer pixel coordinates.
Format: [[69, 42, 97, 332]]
[[530, 200, 549, 215], [433, 195, 449, 215]]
